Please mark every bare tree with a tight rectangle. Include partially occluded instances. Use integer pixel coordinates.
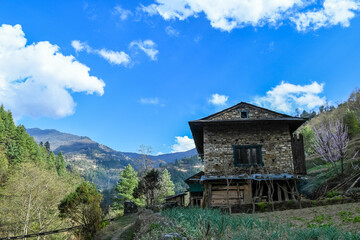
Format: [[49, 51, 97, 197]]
[[0, 162, 72, 238], [250, 179, 261, 213], [264, 177, 275, 211], [137, 145, 155, 173]]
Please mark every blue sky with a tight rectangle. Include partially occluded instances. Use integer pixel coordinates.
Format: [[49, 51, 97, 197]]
[[0, 0, 360, 154]]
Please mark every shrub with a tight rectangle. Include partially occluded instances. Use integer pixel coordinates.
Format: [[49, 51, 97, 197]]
[[327, 190, 340, 198]]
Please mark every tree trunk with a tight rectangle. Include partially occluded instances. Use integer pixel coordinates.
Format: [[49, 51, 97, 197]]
[[24, 193, 32, 238]]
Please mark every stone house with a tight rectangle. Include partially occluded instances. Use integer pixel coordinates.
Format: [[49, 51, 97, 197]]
[[188, 102, 307, 209]]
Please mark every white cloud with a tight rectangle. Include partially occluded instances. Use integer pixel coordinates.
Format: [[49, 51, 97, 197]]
[[0, 24, 105, 119], [171, 136, 195, 153], [71, 40, 91, 53], [130, 40, 159, 61], [254, 81, 326, 113], [165, 26, 179, 37], [291, 0, 360, 31], [209, 93, 229, 106], [141, 0, 360, 32], [140, 97, 160, 105], [96, 49, 130, 65], [113, 5, 133, 20], [71, 40, 130, 66]]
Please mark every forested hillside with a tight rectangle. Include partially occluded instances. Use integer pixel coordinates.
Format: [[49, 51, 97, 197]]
[[0, 106, 101, 239]]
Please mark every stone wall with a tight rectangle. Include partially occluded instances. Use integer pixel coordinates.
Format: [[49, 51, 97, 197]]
[[203, 122, 294, 175], [207, 103, 284, 121]]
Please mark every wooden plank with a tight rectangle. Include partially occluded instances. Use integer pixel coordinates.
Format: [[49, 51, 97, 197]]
[[211, 191, 242, 198], [212, 186, 245, 190], [211, 199, 240, 206]]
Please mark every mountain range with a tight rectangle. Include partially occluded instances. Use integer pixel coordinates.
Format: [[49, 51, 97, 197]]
[[26, 128, 198, 189], [26, 128, 197, 162]]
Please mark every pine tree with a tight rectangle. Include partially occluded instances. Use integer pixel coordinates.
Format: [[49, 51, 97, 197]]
[[115, 164, 139, 204], [44, 141, 51, 153], [156, 169, 175, 203], [143, 169, 160, 206]]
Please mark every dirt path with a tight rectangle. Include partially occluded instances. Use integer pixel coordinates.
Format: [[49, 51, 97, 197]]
[[111, 222, 135, 240], [95, 214, 136, 240]]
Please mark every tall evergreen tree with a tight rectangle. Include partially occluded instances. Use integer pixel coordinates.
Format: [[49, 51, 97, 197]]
[[115, 164, 141, 205], [143, 169, 160, 206], [156, 169, 175, 203], [44, 141, 51, 153]]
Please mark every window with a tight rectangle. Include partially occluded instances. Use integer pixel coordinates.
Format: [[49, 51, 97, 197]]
[[239, 109, 249, 118], [233, 145, 263, 167]]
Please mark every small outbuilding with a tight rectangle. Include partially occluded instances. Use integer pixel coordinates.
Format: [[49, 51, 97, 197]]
[[165, 192, 187, 206], [184, 171, 204, 206]]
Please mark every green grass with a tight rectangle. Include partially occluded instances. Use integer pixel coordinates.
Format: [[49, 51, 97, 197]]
[[158, 207, 360, 240], [307, 162, 333, 173]]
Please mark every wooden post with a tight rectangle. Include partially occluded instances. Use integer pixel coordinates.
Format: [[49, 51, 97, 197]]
[[283, 184, 289, 201], [259, 183, 264, 201], [236, 183, 240, 204], [277, 183, 282, 202], [208, 183, 212, 207]]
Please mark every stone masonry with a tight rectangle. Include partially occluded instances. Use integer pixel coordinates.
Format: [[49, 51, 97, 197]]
[[203, 122, 294, 175], [203, 103, 294, 176]]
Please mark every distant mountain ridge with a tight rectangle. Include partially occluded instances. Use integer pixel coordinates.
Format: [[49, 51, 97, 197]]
[[26, 128, 198, 189], [26, 127, 197, 163]]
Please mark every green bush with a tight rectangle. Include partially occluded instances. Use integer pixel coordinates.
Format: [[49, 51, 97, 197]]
[[343, 110, 360, 138], [327, 190, 340, 198], [257, 202, 266, 212]]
